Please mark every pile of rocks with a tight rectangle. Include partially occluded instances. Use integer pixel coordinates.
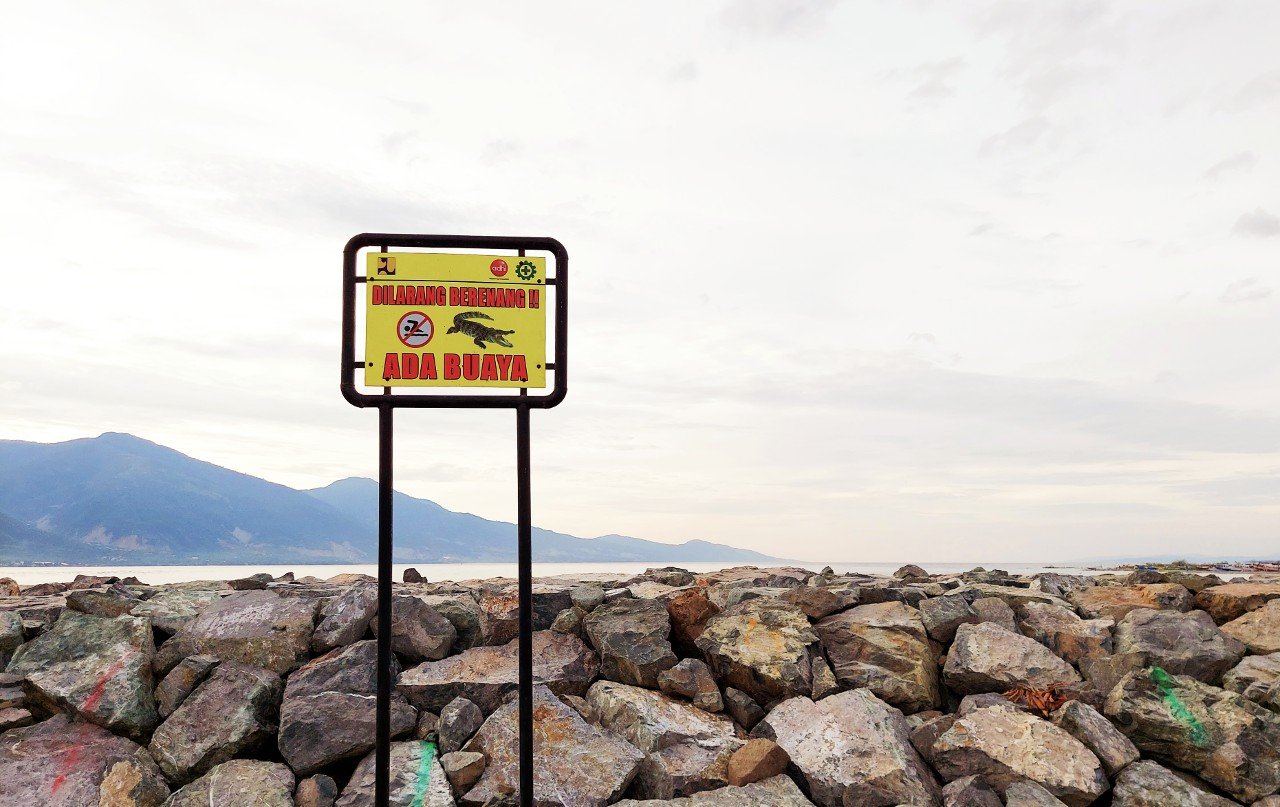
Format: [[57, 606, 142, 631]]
[[1, 564, 1279, 806]]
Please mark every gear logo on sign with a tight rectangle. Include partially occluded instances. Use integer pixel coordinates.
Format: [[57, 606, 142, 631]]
[[515, 260, 537, 280]]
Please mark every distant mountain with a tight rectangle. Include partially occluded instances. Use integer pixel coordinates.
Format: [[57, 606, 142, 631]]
[[0, 433, 780, 565]]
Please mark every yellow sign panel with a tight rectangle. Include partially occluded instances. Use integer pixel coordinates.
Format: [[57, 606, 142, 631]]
[[364, 252, 547, 388]]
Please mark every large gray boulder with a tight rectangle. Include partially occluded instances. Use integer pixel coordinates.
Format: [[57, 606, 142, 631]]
[[1111, 759, 1242, 807], [0, 714, 169, 807], [398, 630, 598, 714], [477, 581, 574, 645], [416, 593, 486, 651], [311, 582, 377, 653], [754, 689, 941, 807], [584, 597, 678, 688], [695, 600, 819, 707], [371, 594, 456, 662], [919, 595, 979, 643], [1049, 699, 1139, 776], [657, 658, 723, 713], [929, 705, 1109, 807], [1071, 584, 1194, 622], [461, 684, 644, 806], [1016, 602, 1113, 665], [943, 622, 1080, 695], [1114, 609, 1245, 684], [153, 589, 318, 675], [278, 641, 417, 775], [587, 680, 743, 799], [337, 740, 454, 807], [814, 601, 940, 713], [1222, 652, 1280, 707], [6, 611, 158, 739], [129, 588, 222, 635], [162, 759, 294, 807], [1104, 666, 1280, 802], [613, 775, 816, 806], [148, 662, 282, 783]]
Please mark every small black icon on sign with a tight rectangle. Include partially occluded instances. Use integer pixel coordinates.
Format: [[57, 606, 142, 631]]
[[397, 311, 434, 348], [377, 256, 397, 275]]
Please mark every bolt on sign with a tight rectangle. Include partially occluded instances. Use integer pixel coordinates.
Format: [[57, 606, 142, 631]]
[[365, 252, 547, 388]]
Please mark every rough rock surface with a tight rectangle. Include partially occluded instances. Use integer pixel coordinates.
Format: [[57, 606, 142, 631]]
[[310, 582, 377, 653], [726, 738, 789, 787], [441, 750, 485, 796], [657, 658, 723, 712], [1220, 600, 1280, 655], [163, 759, 294, 807], [1104, 666, 1280, 802], [754, 689, 941, 807], [666, 588, 719, 650], [6, 611, 158, 739], [1114, 608, 1245, 684], [1072, 584, 1194, 622], [148, 662, 282, 783], [154, 654, 218, 718], [337, 740, 453, 807], [723, 687, 765, 730], [1222, 652, 1280, 706], [1110, 759, 1241, 807], [416, 593, 486, 652], [0, 714, 169, 807], [919, 595, 979, 643], [1002, 781, 1070, 807], [1016, 602, 1114, 665], [929, 705, 1109, 807], [815, 601, 940, 713], [462, 684, 644, 806], [588, 680, 743, 799], [1195, 583, 1280, 624], [695, 600, 818, 706], [943, 622, 1081, 695], [477, 582, 574, 645], [371, 594, 456, 662], [398, 630, 598, 714], [584, 597, 678, 689], [971, 597, 1019, 632], [66, 584, 142, 618], [129, 588, 222, 635], [942, 775, 1002, 807], [297, 774, 340, 807], [1049, 699, 1140, 776], [438, 696, 484, 755], [154, 589, 318, 675], [613, 775, 816, 806]]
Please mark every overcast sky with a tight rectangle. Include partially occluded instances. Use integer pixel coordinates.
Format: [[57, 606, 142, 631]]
[[1, 1, 1277, 563]]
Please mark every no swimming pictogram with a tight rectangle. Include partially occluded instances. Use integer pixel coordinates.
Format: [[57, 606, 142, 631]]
[[396, 311, 434, 348]]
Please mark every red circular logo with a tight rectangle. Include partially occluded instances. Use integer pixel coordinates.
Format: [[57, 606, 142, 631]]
[[490, 259, 509, 277]]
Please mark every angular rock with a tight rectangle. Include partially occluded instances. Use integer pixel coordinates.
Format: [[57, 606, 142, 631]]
[[1050, 699, 1139, 776], [1111, 759, 1241, 807], [228, 573, 274, 591], [337, 740, 453, 806], [920, 595, 979, 643], [279, 640, 416, 775], [148, 662, 282, 783], [154, 589, 318, 674], [66, 583, 142, 618], [1079, 651, 1148, 698], [1017, 602, 1114, 665], [1104, 666, 1280, 802], [461, 684, 644, 806], [951, 583, 1070, 611], [311, 582, 377, 653], [0, 577, 18, 596], [754, 689, 941, 807], [438, 697, 484, 755], [696, 600, 818, 707], [971, 597, 1018, 632], [154, 654, 218, 718], [613, 775, 816, 806], [416, 593, 485, 652], [942, 775, 1002, 807], [6, 611, 158, 739], [1220, 600, 1280, 655], [726, 738, 789, 787], [163, 759, 293, 807], [780, 586, 858, 620], [666, 588, 719, 650], [809, 655, 840, 701], [930, 705, 1108, 806], [441, 751, 485, 797], [658, 658, 723, 713], [588, 680, 742, 799], [1115, 608, 1245, 684], [129, 588, 221, 635], [896, 564, 929, 579], [371, 594, 456, 662], [723, 687, 765, 730], [398, 630, 598, 714], [0, 706, 34, 731], [403, 568, 425, 583], [943, 622, 1081, 695], [695, 567, 812, 589], [0, 609, 22, 664], [583, 597, 678, 689], [297, 774, 340, 807], [477, 582, 573, 645], [1004, 781, 1070, 807], [1071, 584, 1194, 622], [1222, 652, 1280, 706], [815, 601, 939, 713], [1167, 572, 1225, 595], [571, 584, 606, 612], [1030, 573, 1096, 600], [1195, 583, 1280, 623], [0, 714, 169, 807]]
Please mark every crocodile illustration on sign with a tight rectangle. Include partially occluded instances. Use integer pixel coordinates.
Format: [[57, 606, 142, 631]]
[[447, 311, 515, 349]]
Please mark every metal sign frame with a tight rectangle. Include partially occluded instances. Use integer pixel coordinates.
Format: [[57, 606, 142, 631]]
[[341, 233, 568, 807]]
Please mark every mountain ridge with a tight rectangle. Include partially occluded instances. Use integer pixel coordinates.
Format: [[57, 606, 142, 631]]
[[0, 433, 780, 565]]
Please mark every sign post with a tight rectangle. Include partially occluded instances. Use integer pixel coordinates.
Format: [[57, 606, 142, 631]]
[[342, 234, 567, 807]]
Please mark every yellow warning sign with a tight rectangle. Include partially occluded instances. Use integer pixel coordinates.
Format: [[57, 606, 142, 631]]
[[364, 252, 547, 388]]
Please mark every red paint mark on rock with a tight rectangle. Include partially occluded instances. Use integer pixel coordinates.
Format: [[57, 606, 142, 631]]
[[81, 653, 132, 712]]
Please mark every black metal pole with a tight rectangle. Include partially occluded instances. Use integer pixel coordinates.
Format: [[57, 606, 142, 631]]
[[376, 403, 394, 807], [516, 403, 533, 807]]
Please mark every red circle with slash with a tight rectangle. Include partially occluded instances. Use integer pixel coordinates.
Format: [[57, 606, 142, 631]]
[[396, 311, 434, 348]]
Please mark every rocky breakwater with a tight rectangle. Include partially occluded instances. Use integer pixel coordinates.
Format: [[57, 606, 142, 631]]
[[1, 564, 1279, 805]]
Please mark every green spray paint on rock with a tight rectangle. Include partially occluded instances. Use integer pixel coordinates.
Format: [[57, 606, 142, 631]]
[[1150, 666, 1209, 747], [412, 740, 437, 807]]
